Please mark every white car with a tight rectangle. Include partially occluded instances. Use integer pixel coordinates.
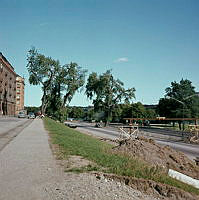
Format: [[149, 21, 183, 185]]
[[28, 113, 35, 119], [18, 112, 26, 118]]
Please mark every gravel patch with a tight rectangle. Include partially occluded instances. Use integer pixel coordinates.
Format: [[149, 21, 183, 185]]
[[43, 172, 161, 200]]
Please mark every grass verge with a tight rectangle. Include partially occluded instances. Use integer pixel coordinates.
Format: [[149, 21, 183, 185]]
[[44, 117, 199, 195]]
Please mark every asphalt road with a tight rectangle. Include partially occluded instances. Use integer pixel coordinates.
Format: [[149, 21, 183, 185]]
[[0, 117, 29, 134], [0, 116, 33, 151], [66, 121, 199, 161]]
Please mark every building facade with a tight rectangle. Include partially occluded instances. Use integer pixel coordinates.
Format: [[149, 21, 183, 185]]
[[0, 53, 17, 116], [16, 75, 25, 114]]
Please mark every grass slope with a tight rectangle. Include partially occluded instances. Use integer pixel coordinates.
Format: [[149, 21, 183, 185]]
[[44, 117, 199, 195]]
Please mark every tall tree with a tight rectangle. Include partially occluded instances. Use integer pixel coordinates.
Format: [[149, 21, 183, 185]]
[[26, 47, 60, 114], [85, 70, 135, 125], [26, 48, 87, 117]]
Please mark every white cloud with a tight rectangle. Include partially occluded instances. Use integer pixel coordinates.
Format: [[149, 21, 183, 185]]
[[115, 57, 129, 63], [39, 22, 49, 27]]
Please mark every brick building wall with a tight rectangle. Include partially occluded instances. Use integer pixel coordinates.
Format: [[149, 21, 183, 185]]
[[0, 53, 17, 116], [16, 75, 25, 114]]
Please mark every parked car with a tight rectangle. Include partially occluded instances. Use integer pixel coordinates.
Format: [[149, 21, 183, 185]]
[[18, 111, 26, 118], [28, 112, 35, 119]]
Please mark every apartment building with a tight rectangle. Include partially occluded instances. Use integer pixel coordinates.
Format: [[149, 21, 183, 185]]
[[16, 75, 25, 114], [0, 52, 17, 115]]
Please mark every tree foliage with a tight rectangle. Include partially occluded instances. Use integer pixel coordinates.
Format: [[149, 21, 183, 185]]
[[120, 102, 156, 120], [24, 106, 40, 115], [45, 62, 87, 119], [26, 47, 87, 118], [61, 63, 87, 106], [157, 79, 199, 119], [85, 70, 135, 125], [68, 106, 85, 119]]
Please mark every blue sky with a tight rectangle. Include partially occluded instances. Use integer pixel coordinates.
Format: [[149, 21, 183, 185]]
[[0, 0, 199, 107]]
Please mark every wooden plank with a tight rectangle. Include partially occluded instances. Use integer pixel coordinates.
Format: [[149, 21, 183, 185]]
[[124, 118, 199, 121]]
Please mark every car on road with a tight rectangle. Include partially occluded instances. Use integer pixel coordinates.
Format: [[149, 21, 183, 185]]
[[18, 111, 26, 118], [27, 112, 35, 119], [95, 123, 102, 128]]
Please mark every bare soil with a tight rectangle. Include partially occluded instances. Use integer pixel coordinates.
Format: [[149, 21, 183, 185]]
[[49, 144, 160, 199], [103, 173, 199, 200], [114, 136, 199, 179]]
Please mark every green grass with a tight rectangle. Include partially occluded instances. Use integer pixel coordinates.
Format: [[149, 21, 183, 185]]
[[44, 117, 199, 195], [65, 164, 101, 173]]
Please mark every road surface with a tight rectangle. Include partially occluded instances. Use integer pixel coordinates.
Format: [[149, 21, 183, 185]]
[[0, 116, 32, 151], [67, 121, 199, 161]]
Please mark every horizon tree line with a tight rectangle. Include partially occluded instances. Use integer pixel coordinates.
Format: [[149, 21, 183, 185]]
[[26, 47, 199, 124]]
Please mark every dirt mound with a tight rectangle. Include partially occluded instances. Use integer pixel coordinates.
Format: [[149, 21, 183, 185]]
[[103, 173, 199, 200], [114, 137, 199, 179]]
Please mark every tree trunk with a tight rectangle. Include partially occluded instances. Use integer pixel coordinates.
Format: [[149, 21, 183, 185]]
[[104, 108, 112, 127], [178, 121, 182, 130], [41, 100, 46, 115], [41, 90, 47, 115], [62, 92, 71, 107]]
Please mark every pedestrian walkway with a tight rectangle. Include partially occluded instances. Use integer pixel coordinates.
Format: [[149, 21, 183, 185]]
[[0, 119, 62, 200]]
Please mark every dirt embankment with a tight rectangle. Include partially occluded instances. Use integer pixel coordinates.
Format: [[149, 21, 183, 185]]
[[114, 136, 199, 179], [109, 136, 199, 200], [103, 173, 198, 200]]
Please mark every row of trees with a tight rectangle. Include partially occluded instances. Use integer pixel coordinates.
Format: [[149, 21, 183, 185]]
[[26, 48, 199, 125], [67, 103, 156, 122], [26, 48, 136, 123]]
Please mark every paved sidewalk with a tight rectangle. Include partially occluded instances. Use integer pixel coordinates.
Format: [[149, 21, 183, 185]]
[[0, 119, 62, 200]]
